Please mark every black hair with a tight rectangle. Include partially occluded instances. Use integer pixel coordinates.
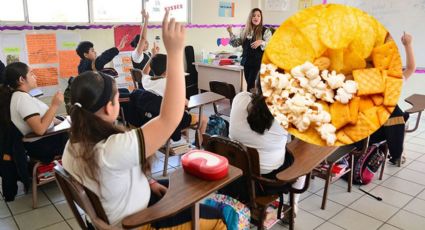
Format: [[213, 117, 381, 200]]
[[246, 74, 274, 134], [76, 41, 94, 59], [130, 35, 140, 48], [0, 62, 30, 132], [150, 54, 167, 76]]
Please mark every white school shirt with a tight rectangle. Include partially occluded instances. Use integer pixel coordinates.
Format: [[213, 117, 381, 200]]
[[62, 129, 150, 226], [131, 50, 151, 64], [229, 92, 288, 174], [10, 91, 54, 139], [142, 74, 166, 97]]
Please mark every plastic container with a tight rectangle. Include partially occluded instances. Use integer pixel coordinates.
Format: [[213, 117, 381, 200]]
[[154, 35, 161, 46], [181, 150, 229, 180], [201, 49, 208, 63]]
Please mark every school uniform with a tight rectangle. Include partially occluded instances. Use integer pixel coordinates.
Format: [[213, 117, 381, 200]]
[[10, 91, 67, 163], [77, 47, 119, 74], [62, 129, 226, 229], [132, 51, 154, 76], [0, 60, 5, 84], [230, 28, 273, 91]]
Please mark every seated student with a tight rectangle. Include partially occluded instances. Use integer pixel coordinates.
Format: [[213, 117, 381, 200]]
[[76, 35, 128, 74], [143, 53, 209, 143], [62, 11, 226, 229], [0, 62, 67, 163], [229, 77, 306, 216], [131, 10, 159, 75], [368, 32, 416, 165], [0, 60, 5, 83]]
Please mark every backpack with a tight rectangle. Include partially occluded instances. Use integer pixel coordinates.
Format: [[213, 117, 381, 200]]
[[353, 141, 386, 185], [204, 194, 250, 230], [206, 115, 229, 137]]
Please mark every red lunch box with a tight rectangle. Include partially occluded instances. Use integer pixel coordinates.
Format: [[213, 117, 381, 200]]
[[181, 150, 229, 180]]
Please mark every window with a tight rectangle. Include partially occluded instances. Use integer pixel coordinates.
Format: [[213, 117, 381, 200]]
[[145, 0, 189, 22], [93, 0, 143, 23], [0, 0, 25, 22], [27, 0, 89, 23]]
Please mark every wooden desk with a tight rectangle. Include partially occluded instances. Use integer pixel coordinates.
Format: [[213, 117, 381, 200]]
[[276, 139, 355, 182], [121, 166, 242, 230], [193, 62, 245, 93], [188, 92, 225, 147], [405, 94, 425, 133], [23, 117, 71, 142]]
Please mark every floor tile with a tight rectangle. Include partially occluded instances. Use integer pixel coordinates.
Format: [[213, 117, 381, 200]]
[[7, 191, 51, 215], [39, 221, 72, 230], [378, 224, 401, 230], [165, 155, 182, 168], [151, 167, 178, 180], [151, 158, 173, 174], [14, 205, 63, 230], [315, 222, 345, 230], [54, 201, 75, 220], [403, 198, 425, 218], [417, 154, 425, 163], [307, 178, 325, 193], [417, 189, 425, 201], [329, 208, 383, 230], [299, 191, 313, 202], [356, 182, 378, 192], [403, 150, 423, 161], [66, 218, 81, 230], [42, 183, 65, 203], [381, 163, 403, 175], [349, 196, 398, 221], [406, 137, 425, 146], [406, 161, 425, 174], [299, 194, 345, 220], [381, 177, 424, 196], [291, 209, 325, 230], [394, 168, 425, 185], [388, 210, 425, 230], [316, 185, 363, 206], [369, 185, 413, 208], [0, 201, 11, 218], [0, 217, 18, 230]]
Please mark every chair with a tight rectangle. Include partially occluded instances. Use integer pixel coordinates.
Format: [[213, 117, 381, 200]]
[[209, 81, 236, 117], [203, 134, 308, 230], [130, 68, 143, 89], [160, 129, 194, 176]]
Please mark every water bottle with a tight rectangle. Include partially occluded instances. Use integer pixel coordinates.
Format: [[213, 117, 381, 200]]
[[154, 35, 160, 46], [201, 49, 208, 63]]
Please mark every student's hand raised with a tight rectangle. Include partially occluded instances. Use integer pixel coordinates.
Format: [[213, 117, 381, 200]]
[[162, 9, 186, 54], [226, 26, 233, 35], [401, 32, 413, 47], [51, 91, 64, 108], [118, 34, 129, 51], [142, 9, 149, 20]]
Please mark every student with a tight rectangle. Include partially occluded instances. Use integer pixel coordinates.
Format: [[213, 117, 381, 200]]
[[229, 77, 305, 217], [368, 32, 416, 165], [227, 8, 273, 91], [143, 54, 209, 143], [76, 35, 129, 74], [0, 62, 67, 163], [131, 10, 159, 74], [62, 11, 226, 229], [0, 60, 5, 83]]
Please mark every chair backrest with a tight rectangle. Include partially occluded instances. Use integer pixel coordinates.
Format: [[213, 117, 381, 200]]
[[209, 81, 236, 104], [130, 68, 143, 89], [54, 165, 117, 230]]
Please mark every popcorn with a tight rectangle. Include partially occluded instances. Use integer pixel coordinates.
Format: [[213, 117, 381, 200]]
[[316, 123, 337, 146], [323, 70, 345, 89]]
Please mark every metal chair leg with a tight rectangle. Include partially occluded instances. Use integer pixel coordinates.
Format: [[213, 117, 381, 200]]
[[163, 140, 171, 177], [32, 162, 40, 209]]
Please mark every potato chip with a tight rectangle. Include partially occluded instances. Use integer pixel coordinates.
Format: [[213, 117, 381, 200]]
[[362, 107, 380, 130], [290, 5, 327, 57], [359, 96, 375, 112], [288, 126, 326, 146], [319, 4, 358, 49], [336, 129, 354, 145], [353, 68, 385, 95], [262, 51, 271, 64], [374, 21, 388, 47], [341, 48, 367, 74], [343, 113, 376, 142], [266, 20, 315, 71], [328, 49, 344, 73], [377, 106, 391, 125], [349, 9, 376, 58], [334, 141, 345, 146], [348, 96, 360, 124], [383, 76, 403, 106], [372, 41, 398, 70], [387, 53, 403, 78], [314, 57, 331, 71], [331, 101, 351, 129], [371, 94, 384, 106]]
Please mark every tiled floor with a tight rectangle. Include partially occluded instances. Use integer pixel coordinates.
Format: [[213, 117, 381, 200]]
[[1, 106, 425, 229]]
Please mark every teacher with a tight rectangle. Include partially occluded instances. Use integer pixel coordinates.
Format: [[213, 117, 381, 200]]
[[227, 8, 273, 91]]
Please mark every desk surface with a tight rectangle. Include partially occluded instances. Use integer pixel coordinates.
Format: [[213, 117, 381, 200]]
[[23, 117, 71, 141], [121, 166, 242, 228], [405, 94, 425, 113], [187, 92, 225, 109], [276, 139, 355, 182], [193, 62, 244, 71]]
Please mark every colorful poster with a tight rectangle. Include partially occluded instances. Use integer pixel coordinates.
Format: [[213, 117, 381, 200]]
[[114, 25, 141, 52], [58, 50, 80, 78], [33, 67, 59, 87], [26, 34, 58, 64], [112, 51, 133, 90], [145, 0, 188, 22], [219, 1, 235, 17], [0, 33, 28, 65], [265, 0, 290, 11], [298, 0, 313, 9]]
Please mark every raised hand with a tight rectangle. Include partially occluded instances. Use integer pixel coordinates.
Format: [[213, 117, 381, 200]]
[[118, 34, 129, 51], [401, 32, 412, 47], [162, 9, 186, 55], [226, 26, 233, 34]]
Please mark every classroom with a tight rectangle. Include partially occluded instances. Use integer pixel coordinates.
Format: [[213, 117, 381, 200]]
[[1, 0, 425, 229]]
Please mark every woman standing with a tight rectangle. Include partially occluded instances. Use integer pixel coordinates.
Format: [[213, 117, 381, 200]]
[[227, 8, 273, 91]]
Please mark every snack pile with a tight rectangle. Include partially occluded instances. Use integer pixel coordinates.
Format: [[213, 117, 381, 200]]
[[261, 4, 403, 146]]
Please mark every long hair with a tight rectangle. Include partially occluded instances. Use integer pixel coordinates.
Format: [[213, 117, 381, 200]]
[[0, 62, 29, 131], [247, 75, 274, 134], [68, 71, 126, 187], [241, 8, 264, 42]]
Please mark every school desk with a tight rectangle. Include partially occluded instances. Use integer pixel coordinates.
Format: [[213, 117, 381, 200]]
[[23, 116, 71, 142], [404, 94, 425, 133], [193, 62, 245, 93]]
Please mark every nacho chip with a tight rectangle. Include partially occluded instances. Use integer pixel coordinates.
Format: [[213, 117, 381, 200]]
[[371, 94, 384, 106], [353, 68, 385, 95], [343, 113, 376, 142], [362, 107, 380, 130], [349, 10, 376, 58], [383, 76, 403, 106], [266, 20, 315, 71], [359, 96, 375, 112], [341, 48, 367, 75], [336, 129, 354, 145], [331, 101, 351, 129], [387, 53, 403, 78], [377, 106, 391, 126], [386, 106, 395, 114], [328, 49, 344, 73], [372, 41, 398, 70], [348, 96, 360, 124], [319, 4, 358, 49], [288, 126, 326, 146]]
